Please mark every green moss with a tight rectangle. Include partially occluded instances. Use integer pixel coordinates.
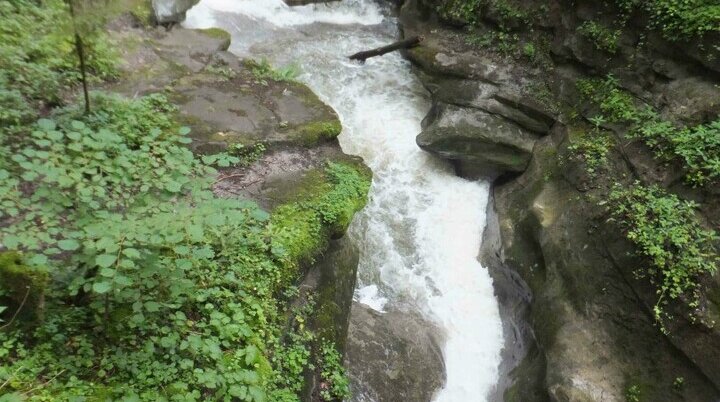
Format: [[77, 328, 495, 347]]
[[291, 120, 342, 146], [408, 45, 439, 67], [193, 28, 231, 51], [0, 252, 49, 322], [269, 162, 371, 272], [125, 0, 154, 26]]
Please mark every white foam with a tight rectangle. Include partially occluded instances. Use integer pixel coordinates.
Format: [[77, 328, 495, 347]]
[[185, 0, 383, 29], [185, 2, 505, 400], [355, 284, 388, 312]]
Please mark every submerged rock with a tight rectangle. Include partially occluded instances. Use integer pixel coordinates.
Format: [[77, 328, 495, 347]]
[[345, 303, 446, 401]]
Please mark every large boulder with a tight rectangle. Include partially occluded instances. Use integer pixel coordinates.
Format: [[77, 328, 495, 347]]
[[152, 0, 199, 24], [345, 303, 446, 401], [417, 102, 539, 177]]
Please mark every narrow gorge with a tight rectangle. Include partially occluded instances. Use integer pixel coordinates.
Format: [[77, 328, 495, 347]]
[[0, 0, 718, 401]]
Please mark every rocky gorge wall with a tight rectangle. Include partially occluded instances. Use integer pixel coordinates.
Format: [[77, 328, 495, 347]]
[[396, 0, 720, 400]]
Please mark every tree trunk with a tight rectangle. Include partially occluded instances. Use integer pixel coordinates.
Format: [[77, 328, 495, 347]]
[[74, 33, 91, 114], [66, 0, 91, 114], [348, 36, 423, 63]]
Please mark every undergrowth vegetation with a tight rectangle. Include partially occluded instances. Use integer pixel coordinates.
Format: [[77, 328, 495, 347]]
[[574, 76, 719, 327], [567, 123, 614, 177], [615, 0, 720, 39], [248, 59, 301, 85], [0, 90, 366, 400], [607, 185, 719, 326], [577, 20, 621, 53], [438, 0, 720, 40], [578, 75, 720, 186], [0, 2, 365, 400], [0, 0, 117, 123]]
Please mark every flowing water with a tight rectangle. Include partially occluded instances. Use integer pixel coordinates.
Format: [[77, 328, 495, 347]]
[[184, 1, 504, 400]]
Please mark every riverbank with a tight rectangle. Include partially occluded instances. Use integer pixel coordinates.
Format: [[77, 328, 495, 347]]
[[182, 1, 505, 400], [0, 2, 369, 399]]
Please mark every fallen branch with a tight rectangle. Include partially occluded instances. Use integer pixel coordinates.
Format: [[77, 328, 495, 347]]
[[348, 36, 423, 62]]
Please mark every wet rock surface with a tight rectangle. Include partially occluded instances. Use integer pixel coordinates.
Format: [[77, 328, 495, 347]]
[[401, 0, 720, 400], [401, 0, 555, 179], [345, 303, 446, 402], [418, 103, 538, 176], [107, 18, 351, 209]]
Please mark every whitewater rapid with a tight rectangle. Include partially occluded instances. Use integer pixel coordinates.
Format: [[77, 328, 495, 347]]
[[184, 1, 504, 400]]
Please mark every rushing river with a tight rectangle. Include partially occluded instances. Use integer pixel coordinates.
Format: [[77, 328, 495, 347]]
[[184, 1, 504, 400]]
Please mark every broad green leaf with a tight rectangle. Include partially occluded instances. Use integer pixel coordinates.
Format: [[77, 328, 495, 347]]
[[27, 254, 48, 266], [186, 225, 204, 241], [122, 248, 141, 259], [58, 239, 80, 251], [144, 301, 161, 312], [37, 119, 55, 130], [165, 181, 182, 193], [99, 268, 115, 277], [96, 254, 117, 268], [92, 281, 112, 294]]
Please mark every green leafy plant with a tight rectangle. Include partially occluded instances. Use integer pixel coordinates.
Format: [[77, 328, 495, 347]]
[[626, 384, 642, 402], [249, 58, 301, 85], [436, 0, 483, 24], [0, 91, 368, 400], [0, 0, 117, 112], [568, 125, 614, 176], [673, 376, 685, 390], [615, 0, 720, 39], [577, 75, 640, 123], [608, 184, 719, 325], [634, 117, 720, 185], [578, 20, 621, 53], [578, 75, 720, 185], [318, 341, 351, 401], [522, 42, 536, 59]]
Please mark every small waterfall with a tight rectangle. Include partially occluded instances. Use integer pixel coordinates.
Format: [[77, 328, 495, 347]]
[[184, 1, 504, 399]]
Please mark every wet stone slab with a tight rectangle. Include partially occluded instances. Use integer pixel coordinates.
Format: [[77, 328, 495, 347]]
[[345, 303, 446, 402]]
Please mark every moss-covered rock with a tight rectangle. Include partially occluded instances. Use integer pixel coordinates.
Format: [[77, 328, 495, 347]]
[[122, 0, 155, 26], [194, 28, 231, 52], [0, 252, 49, 323], [269, 161, 371, 270], [290, 120, 342, 146]]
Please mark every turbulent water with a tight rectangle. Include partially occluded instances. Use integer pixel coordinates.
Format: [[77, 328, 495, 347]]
[[184, 1, 504, 400]]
